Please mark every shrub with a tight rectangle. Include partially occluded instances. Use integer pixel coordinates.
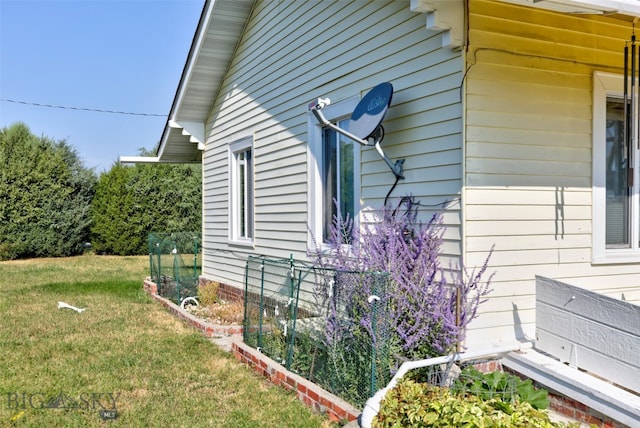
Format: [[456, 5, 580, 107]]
[[373, 378, 576, 428], [312, 196, 493, 361], [90, 158, 201, 255], [0, 123, 96, 260], [198, 280, 219, 306], [307, 196, 493, 406]]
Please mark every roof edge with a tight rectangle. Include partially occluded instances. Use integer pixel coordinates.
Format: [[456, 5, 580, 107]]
[[155, 0, 213, 160]]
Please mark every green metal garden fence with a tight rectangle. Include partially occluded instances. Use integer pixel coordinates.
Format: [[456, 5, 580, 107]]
[[148, 232, 201, 304], [243, 254, 393, 407]]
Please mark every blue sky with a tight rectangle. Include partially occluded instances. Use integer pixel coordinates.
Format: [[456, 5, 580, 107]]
[[0, 0, 204, 172]]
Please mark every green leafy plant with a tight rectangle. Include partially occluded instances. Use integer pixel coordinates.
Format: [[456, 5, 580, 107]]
[[289, 330, 321, 378], [517, 378, 551, 410], [373, 378, 576, 428], [453, 366, 550, 410]]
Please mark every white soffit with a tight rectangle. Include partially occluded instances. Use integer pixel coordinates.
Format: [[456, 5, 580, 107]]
[[154, 0, 254, 163], [499, 0, 640, 16], [119, 156, 160, 164]]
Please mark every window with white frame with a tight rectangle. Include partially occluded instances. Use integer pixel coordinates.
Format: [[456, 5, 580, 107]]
[[229, 136, 254, 244], [593, 71, 640, 262], [308, 96, 361, 246]]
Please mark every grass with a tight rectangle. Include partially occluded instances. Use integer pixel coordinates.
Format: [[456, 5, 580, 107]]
[[0, 255, 334, 427]]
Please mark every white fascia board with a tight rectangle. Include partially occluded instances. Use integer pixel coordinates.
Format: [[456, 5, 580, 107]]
[[169, 120, 205, 145], [156, 0, 216, 160], [503, 350, 640, 426], [172, 2, 216, 118], [501, 0, 640, 16], [119, 156, 161, 164], [570, 0, 640, 15]]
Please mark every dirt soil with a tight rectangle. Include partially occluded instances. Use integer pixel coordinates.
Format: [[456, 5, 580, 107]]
[[184, 300, 244, 325]]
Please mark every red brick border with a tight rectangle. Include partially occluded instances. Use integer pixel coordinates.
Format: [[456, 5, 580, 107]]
[[503, 366, 626, 427], [547, 392, 627, 428], [232, 340, 360, 423], [143, 278, 157, 295], [143, 278, 243, 337]]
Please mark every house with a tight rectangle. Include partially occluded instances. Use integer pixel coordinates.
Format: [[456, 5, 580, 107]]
[[125, 0, 640, 363]]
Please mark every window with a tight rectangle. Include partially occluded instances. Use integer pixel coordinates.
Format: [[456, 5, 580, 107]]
[[308, 96, 361, 247], [322, 120, 355, 241], [604, 98, 630, 247], [593, 72, 640, 262], [229, 136, 254, 244]]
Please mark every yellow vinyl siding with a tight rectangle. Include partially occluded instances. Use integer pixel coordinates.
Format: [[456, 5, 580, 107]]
[[463, 0, 640, 347]]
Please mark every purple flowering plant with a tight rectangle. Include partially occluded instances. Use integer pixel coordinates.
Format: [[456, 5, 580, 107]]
[[312, 196, 493, 366]]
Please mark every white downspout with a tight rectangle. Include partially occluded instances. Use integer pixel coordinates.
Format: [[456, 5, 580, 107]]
[[359, 344, 525, 428]]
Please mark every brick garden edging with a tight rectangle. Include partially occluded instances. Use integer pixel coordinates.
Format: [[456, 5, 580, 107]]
[[143, 278, 360, 424], [143, 278, 242, 337], [232, 341, 360, 423], [547, 394, 625, 428]]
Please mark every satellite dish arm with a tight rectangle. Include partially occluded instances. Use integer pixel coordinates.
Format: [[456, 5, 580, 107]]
[[309, 98, 370, 146], [309, 97, 404, 180], [375, 138, 404, 179]]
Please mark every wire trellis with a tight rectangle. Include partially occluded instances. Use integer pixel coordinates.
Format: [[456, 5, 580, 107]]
[[243, 254, 393, 407], [148, 232, 201, 304]]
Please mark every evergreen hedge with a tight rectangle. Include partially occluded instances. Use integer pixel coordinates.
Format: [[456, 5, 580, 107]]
[[0, 123, 202, 259], [89, 160, 201, 255], [0, 123, 97, 260]]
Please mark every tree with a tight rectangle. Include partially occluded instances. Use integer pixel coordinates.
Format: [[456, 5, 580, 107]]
[[0, 123, 96, 260], [89, 155, 201, 255]]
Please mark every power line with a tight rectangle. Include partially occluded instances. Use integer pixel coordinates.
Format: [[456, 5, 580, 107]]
[[0, 98, 167, 117]]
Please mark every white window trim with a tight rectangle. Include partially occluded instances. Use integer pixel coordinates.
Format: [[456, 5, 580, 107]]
[[307, 95, 361, 251], [592, 71, 640, 263], [228, 135, 254, 247]]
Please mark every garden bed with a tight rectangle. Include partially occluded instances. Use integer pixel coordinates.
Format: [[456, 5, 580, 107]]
[[143, 278, 243, 337], [142, 277, 605, 427], [183, 299, 244, 325]]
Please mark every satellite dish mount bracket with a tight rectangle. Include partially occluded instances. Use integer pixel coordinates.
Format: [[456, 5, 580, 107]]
[[309, 85, 404, 180]]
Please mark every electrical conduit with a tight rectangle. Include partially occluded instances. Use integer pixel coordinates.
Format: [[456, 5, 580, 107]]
[[359, 344, 525, 428]]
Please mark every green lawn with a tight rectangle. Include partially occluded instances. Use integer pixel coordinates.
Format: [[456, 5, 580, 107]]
[[0, 255, 332, 427]]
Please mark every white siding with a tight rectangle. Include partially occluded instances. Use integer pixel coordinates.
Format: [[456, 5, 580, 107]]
[[463, 0, 640, 348], [536, 277, 640, 394], [201, 1, 464, 292]]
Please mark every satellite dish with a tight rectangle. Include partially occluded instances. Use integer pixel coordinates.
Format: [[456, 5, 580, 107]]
[[308, 82, 403, 179], [349, 82, 393, 140]]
